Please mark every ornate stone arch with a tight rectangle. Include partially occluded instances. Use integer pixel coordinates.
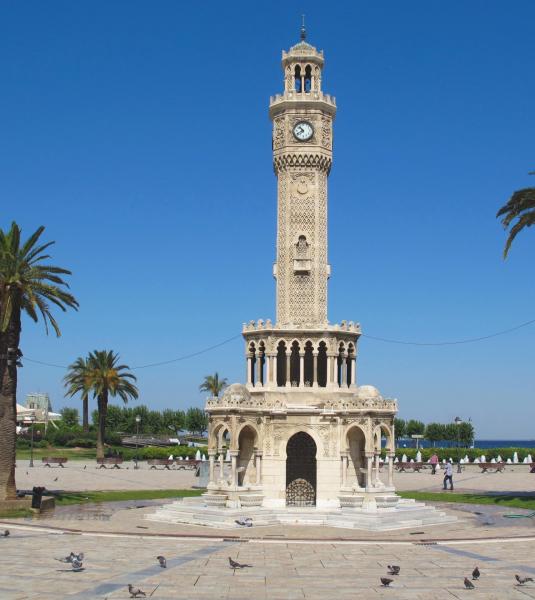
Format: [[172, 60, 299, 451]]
[[275, 425, 325, 458], [373, 422, 394, 453]]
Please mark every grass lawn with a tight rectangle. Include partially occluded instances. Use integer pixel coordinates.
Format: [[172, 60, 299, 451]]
[[0, 508, 34, 519], [399, 491, 535, 511], [54, 489, 204, 505]]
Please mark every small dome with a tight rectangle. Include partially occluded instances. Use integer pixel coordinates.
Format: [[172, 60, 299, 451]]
[[221, 383, 251, 404], [357, 385, 382, 399]]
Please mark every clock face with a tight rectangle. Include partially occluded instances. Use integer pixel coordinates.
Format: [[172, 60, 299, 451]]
[[293, 121, 314, 141]]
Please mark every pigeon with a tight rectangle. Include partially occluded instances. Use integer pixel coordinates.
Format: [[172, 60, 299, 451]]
[[381, 577, 393, 587], [71, 557, 84, 571], [235, 518, 253, 527], [56, 552, 76, 563], [83, 465, 87, 470], [228, 557, 252, 571], [0, 530, 9, 538], [53, 477, 58, 482], [128, 584, 146, 598], [472, 566, 480, 580], [464, 577, 475, 589], [516, 575, 534, 586], [387, 565, 400, 575], [156, 555, 166, 568]]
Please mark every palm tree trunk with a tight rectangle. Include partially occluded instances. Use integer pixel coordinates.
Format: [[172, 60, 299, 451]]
[[0, 305, 21, 501], [96, 392, 108, 460], [82, 395, 89, 433]]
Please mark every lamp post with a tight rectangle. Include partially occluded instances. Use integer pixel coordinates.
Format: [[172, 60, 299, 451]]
[[29, 414, 36, 468], [454, 416, 462, 473], [134, 415, 141, 470]]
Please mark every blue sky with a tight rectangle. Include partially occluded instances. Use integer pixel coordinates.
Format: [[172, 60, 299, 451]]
[[2, 1, 534, 437]]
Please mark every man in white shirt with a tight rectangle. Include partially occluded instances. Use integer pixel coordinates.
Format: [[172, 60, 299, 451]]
[[443, 460, 454, 490]]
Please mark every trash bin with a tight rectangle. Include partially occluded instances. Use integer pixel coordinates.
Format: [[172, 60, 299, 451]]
[[31, 486, 45, 509]]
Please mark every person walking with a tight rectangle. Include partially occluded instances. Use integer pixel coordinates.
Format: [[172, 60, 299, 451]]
[[443, 460, 454, 490], [430, 453, 439, 475]]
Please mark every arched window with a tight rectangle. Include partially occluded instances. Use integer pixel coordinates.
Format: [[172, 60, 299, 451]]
[[249, 342, 256, 386], [294, 65, 302, 92], [304, 341, 313, 386], [317, 341, 327, 387], [258, 342, 266, 386], [276, 341, 287, 387], [304, 65, 312, 92], [290, 341, 300, 386], [337, 343, 345, 387]]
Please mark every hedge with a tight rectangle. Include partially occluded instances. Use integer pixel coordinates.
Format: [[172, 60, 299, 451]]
[[387, 447, 535, 462]]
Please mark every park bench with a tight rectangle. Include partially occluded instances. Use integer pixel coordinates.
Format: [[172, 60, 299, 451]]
[[147, 459, 174, 470], [478, 462, 505, 473], [41, 457, 68, 468], [96, 457, 124, 469], [174, 459, 201, 471], [395, 462, 424, 472]]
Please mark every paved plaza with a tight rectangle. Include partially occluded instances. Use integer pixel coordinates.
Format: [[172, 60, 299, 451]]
[[3, 461, 535, 598], [2, 525, 535, 599], [13, 459, 535, 494]]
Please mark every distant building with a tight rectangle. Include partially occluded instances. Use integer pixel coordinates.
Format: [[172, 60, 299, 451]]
[[25, 392, 52, 414]]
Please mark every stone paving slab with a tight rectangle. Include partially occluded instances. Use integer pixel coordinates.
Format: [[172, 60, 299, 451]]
[[1, 527, 535, 599]]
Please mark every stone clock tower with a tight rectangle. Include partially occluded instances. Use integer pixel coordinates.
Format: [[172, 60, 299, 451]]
[[151, 30, 452, 528], [270, 31, 336, 328]]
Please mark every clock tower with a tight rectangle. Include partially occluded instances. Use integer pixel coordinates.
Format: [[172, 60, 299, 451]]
[[269, 29, 336, 327]]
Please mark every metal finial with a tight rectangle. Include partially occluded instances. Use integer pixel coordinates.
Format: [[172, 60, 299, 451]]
[[300, 14, 306, 41]]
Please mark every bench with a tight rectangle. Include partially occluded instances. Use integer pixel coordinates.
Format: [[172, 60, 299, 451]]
[[478, 462, 505, 473], [41, 457, 68, 468], [174, 459, 201, 471], [147, 459, 174, 470], [96, 457, 124, 469], [395, 462, 424, 472]]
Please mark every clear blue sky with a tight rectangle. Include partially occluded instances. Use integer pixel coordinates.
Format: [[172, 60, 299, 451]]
[[2, 1, 534, 438]]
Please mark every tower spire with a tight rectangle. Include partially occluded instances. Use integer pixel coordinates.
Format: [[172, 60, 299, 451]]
[[300, 14, 306, 41]]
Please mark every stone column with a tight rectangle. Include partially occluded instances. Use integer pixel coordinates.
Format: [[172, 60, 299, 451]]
[[230, 451, 238, 488], [255, 451, 262, 485], [340, 353, 347, 388], [256, 352, 263, 387], [208, 450, 216, 486], [350, 356, 357, 388], [272, 354, 278, 387], [218, 450, 224, 482], [246, 354, 252, 386], [388, 453, 395, 488], [341, 452, 348, 487], [299, 352, 305, 387], [374, 453, 381, 485], [365, 453, 374, 488], [286, 352, 291, 387], [312, 351, 318, 388]]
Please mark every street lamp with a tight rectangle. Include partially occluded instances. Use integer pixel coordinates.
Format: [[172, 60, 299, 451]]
[[134, 415, 141, 469], [454, 416, 462, 473], [28, 414, 36, 468]]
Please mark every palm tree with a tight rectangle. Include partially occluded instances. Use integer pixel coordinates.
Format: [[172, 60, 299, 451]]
[[199, 372, 228, 397], [84, 350, 138, 459], [63, 356, 92, 433], [0, 223, 78, 501], [496, 173, 535, 258]]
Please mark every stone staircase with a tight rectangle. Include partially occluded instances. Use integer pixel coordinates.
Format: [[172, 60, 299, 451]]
[[146, 497, 456, 531]]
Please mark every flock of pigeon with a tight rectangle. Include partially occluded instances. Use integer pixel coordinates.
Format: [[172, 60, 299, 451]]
[[2, 529, 534, 594]]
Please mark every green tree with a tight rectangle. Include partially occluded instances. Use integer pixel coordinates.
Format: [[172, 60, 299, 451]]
[[63, 356, 91, 432], [199, 372, 227, 397], [186, 407, 208, 435], [406, 419, 425, 437], [496, 172, 535, 257], [458, 422, 475, 447], [425, 422, 446, 446], [443, 423, 457, 442], [394, 418, 406, 441], [163, 409, 185, 435], [64, 350, 138, 459], [60, 407, 80, 428], [0, 223, 78, 501]]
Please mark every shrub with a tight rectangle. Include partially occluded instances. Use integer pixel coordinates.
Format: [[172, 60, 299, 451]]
[[389, 447, 535, 462], [65, 438, 97, 448]]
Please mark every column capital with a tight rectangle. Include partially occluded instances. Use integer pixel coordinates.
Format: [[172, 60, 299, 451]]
[[208, 450, 217, 457], [229, 450, 239, 457], [254, 450, 263, 457]]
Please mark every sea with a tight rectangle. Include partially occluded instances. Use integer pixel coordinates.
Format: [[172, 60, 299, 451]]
[[396, 439, 535, 449]]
